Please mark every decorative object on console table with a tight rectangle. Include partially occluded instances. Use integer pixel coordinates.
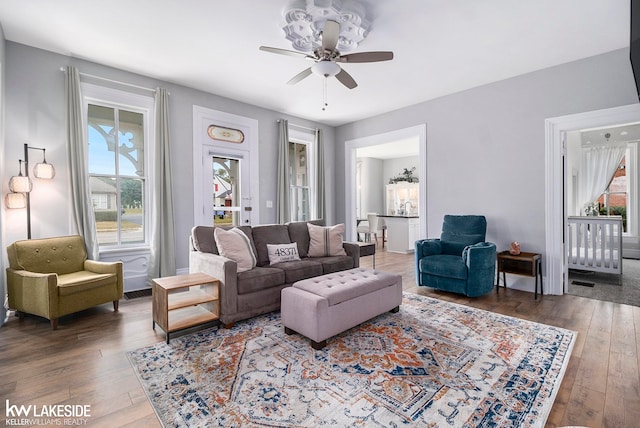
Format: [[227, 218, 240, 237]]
[[152, 272, 220, 344], [496, 251, 543, 299], [509, 241, 521, 255]]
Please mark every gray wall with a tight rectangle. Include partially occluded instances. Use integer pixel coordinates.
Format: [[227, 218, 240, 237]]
[[2, 42, 336, 272], [357, 157, 384, 216], [335, 48, 639, 290]]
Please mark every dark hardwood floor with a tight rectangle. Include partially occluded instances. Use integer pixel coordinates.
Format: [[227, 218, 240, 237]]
[[1, 248, 639, 427]]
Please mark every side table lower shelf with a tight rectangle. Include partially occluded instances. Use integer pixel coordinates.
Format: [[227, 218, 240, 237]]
[[168, 305, 219, 332], [152, 273, 220, 343]]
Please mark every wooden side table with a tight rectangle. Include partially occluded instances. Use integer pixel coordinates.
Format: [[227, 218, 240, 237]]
[[152, 272, 220, 343], [496, 251, 543, 299]]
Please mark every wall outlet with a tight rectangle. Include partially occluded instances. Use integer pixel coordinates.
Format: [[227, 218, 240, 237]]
[[266, 200, 273, 208]]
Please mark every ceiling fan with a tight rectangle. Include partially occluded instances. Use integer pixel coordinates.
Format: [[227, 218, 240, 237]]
[[259, 20, 393, 89]]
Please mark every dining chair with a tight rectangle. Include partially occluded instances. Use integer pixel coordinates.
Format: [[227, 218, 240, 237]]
[[356, 213, 380, 245]]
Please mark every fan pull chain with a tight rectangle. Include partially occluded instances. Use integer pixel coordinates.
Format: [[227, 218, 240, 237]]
[[322, 77, 328, 111]]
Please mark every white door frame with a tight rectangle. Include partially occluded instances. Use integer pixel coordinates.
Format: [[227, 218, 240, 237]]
[[345, 124, 427, 241], [545, 103, 640, 295], [193, 106, 259, 226]]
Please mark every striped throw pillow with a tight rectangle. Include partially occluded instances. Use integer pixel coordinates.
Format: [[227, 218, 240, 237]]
[[307, 223, 347, 257]]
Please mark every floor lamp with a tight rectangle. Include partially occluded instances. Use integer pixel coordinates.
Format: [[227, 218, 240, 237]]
[[5, 143, 55, 239]]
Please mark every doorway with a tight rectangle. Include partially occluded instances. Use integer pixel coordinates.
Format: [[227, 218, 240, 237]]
[[193, 106, 259, 227], [345, 124, 427, 242], [545, 104, 640, 296]]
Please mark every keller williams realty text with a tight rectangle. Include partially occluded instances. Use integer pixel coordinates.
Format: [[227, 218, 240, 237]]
[[5, 400, 91, 425]]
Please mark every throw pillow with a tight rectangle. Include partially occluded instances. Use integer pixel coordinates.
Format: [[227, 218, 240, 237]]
[[213, 227, 257, 272], [267, 243, 301, 264], [307, 223, 347, 257]]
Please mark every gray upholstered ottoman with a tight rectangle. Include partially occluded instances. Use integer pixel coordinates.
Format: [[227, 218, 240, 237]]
[[281, 268, 403, 349]]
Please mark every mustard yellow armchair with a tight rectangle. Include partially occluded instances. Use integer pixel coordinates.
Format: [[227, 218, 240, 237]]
[[6, 235, 123, 329]]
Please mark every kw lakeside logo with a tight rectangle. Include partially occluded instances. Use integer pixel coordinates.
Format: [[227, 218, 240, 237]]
[[5, 400, 91, 426]]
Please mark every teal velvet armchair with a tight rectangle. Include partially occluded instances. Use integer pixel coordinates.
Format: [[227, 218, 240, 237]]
[[415, 215, 496, 297]]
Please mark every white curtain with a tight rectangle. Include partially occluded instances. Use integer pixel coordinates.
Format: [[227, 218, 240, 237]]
[[315, 128, 326, 222], [577, 143, 627, 215], [66, 66, 99, 260], [148, 88, 176, 282], [277, 120, 291, 223]]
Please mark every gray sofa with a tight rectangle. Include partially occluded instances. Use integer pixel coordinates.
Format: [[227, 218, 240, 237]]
[[189, 220, 359, 326]]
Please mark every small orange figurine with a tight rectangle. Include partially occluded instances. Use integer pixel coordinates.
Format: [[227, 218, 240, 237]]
[[509, 241, 521, 255]]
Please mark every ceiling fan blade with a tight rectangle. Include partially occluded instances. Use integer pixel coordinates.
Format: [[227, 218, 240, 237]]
[[321, 20, 340, 52], [259, 46, 313, 60], [335, 68, 357, 89], [337, 51, 394, 63], [287, 67, 313, 85]]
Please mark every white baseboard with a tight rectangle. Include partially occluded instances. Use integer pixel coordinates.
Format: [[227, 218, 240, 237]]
[[623, 249, 640, 259]]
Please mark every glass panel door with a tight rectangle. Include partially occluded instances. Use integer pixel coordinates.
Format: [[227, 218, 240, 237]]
[[212, 156, 241, 226]]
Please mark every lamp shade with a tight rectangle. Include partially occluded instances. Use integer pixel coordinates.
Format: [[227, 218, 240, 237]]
[[5, 192, 26, 209], [33, 161, 56, 179], [9, 175, 32, 193], [311, 60, 341, 77]]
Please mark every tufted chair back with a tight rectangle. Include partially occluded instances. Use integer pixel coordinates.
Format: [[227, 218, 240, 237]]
[[7, 235, 87, 275]]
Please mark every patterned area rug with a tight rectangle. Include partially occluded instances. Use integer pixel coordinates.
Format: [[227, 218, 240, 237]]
[[128, 293, 575, 427]]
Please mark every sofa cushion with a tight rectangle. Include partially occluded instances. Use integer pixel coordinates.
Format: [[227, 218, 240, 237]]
[[57, 271, 118, 296], [237, 267, 286, 294], [191, 225, 256, 256], [307, 223, 346, 257], [288, 220, 324, 258], [269, 260, 323, 284], [311, 255, 355, 274], [252, 225, 292, 267], [420, 254, 468, 280], [267, 243, 301, 264], [214, 227, 257, 272]]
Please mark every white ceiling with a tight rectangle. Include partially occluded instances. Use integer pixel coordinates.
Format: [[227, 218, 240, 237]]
[[581, 123, 640, 146], [0, 0, 630, 127]]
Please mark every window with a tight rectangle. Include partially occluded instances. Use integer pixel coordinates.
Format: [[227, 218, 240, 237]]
[[289, 141, 311, 221], [596, 143, 637, 235], [84, 84, 153, 248], [597, 156, 627, 230]]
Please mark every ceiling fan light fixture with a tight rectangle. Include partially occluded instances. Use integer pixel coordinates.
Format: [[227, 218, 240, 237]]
[[311, 60, 340, 77]]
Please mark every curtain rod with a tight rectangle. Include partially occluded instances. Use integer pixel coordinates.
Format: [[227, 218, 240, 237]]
[[277, 120, 317, 132], [60, 67, 157, 93]]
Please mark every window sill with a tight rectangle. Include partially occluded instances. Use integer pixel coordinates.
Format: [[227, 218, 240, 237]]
[[99, 245, 150, 256]]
